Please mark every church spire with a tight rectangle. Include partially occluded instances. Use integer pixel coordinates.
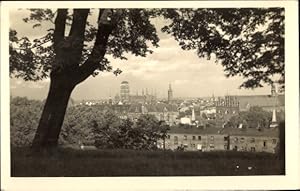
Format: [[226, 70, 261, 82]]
[[271, 83, 277, 96], [191, 106, 195, 122], [270, 109, 278, 128], [168, 83, 173, 103]]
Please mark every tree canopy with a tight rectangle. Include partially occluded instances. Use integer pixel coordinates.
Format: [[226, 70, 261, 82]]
[[10, 8, 284, 89], [10, 9, 159, 82], [227, 106, 284, 129], [92, 113, 167, 150], [160, 8, 284, 89]]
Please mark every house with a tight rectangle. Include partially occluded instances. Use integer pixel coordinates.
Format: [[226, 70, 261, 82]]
[[222, 127, 279, 153], [158, 125, 280, 153], [158, 126, 229, 151]]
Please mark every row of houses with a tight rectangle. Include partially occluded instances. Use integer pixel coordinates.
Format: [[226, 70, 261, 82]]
[[157, 126, 280, 153]]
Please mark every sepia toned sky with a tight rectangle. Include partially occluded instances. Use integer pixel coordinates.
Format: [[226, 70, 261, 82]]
[[9, 9, 273, 100]]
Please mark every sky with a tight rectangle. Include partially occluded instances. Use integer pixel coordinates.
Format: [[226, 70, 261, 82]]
[[9, 9, 273, 101]]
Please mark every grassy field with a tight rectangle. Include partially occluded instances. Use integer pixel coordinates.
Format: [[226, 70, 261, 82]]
[[11, 147, 284, 177]]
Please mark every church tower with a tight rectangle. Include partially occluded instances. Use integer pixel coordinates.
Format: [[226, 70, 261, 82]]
[[120, 81, 130, 103], [168, 83, 173, 103]]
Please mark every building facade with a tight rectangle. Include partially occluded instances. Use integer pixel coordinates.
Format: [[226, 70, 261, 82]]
[[226, 128, 279, 153], [158, 126, 279, 153], [127, 103, 179, 125]]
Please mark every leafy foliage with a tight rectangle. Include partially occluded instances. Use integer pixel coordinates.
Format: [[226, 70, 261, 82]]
[[160, 8, 284, 89], [10, 97, 43, 146], [10, 8, 284, 89], [11, 98, 168, 149], [10, 9, 159, 80], [62, 109, 172, 150], [9, 29, 53, 81], [226, 106, 284, 129], [59, 105, 99, 145], [93, 113, 166, 150]]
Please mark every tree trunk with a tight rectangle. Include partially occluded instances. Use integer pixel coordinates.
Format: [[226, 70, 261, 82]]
[[31, 75, 75, 150], [30, 9, 115, 151]]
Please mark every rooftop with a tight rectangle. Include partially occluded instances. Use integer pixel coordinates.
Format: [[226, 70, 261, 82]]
[[168, 125, 279, 137], [236, 95, 284, 110], [128, 103, 178, 113]]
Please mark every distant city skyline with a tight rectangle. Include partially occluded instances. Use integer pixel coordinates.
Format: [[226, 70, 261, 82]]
[[10, 76, 275, 101], [9, 9, 275, 101]]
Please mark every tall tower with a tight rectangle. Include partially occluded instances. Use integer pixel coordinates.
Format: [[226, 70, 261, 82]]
[[270, 109, 278, 128], [191, 107, 195, 122], [168, 83, 173, 103], [270, 83, 278, 128], [271, 84, 277, 96], [120, 81, 130, 103]]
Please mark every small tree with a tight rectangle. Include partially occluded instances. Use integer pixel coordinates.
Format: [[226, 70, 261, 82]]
[[92, 110, 122, 149], [228, 106, 272, 128], [158, 121, 170, 151], [135, 114, 162, 150], [60, 105, 98, 146]]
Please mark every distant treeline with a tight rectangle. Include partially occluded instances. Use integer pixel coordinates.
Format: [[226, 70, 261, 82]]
[[10, 97, 169, 149]]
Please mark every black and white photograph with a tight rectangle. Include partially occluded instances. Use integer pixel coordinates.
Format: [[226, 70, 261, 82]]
[[1, 1, 299, 190]]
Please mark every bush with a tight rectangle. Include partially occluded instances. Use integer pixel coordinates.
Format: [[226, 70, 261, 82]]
[[10, 97, 43, 146]]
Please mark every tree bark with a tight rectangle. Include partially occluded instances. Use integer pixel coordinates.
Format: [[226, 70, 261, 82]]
[[31, 74, 75, 150]]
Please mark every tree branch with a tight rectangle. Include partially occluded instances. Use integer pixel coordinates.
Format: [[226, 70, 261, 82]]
[[74, 9, 115, 84], [53, 9, 68, 50], [66, 9, 90, 66], [69, 9, 89, 38]]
